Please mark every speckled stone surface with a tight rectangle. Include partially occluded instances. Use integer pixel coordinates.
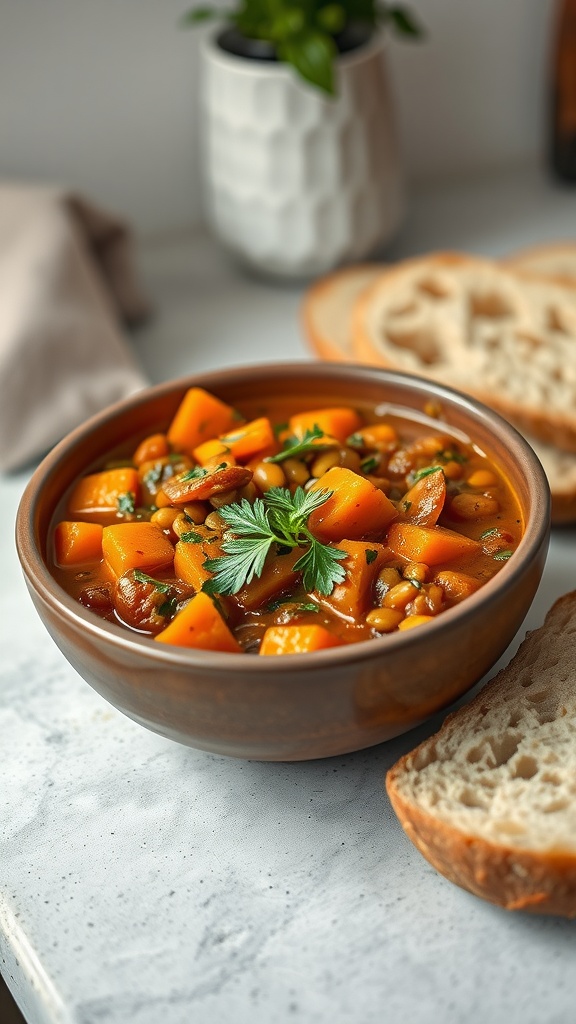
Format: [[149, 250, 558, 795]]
[[4, 170, 576, 1024]]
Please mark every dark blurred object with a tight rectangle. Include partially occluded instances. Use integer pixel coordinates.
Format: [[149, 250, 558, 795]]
[[0, 973, 25, 1024], [551, 0, 576, 180]]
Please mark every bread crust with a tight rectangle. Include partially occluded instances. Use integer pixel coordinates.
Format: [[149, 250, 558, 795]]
[[301, 263, 385, 362], [385, 779, 576, 916], [386, 591, 576, 917], [503, 241, 576, 285], [351, 252, 576, 454]]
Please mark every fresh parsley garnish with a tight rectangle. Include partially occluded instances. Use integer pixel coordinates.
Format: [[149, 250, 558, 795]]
[[180, 530, 205, 544], [202, 486, 347, 596], [409, 465, 444, 485], [480, 527, 499, 540], [493, 550, 513, 561], [365, 549, 378, 565], [265, 426, 330, 464], [346, 432, 364, 448], [117, 491, 136, 514], [180, 466, 208, 482], [435, 449, 468, 465], [267, 598, 319, 614], [361, 456, 379, 474], [133, 570, 172, 593], [158, 598, 178, 617]]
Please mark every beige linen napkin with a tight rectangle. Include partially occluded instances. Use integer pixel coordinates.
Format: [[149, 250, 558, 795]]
[[0, 184, 149, 472]]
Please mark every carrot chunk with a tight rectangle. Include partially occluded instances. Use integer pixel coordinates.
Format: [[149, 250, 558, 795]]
[[155, 592, 241, 652], [317, 540, 391, 619], [387, 522, 481, 566], [259, 624, 342, 655], [68, 468, 140, 514], [308, 467, 398, 542], [192, 438, 233, 466], [167, 387, 237, 454], [102, 522, 174, 577], [173, 526, 224, 592], [54, 521, 103, 566], [218, 417, 276, 462], [133, 433, 169, 467], [233, 548, 302, 610], [289, 407, 362, 445]]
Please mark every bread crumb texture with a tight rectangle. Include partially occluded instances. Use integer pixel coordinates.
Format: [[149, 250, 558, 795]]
[[390, 592, 576, 854], [357, 254, 576, 449]]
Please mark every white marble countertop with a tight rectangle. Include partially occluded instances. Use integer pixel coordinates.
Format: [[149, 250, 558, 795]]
[[3, 165, 576, 1024]]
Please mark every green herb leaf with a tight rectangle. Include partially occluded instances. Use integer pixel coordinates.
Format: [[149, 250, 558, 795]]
[[158, 598, 178, 617], [293, 539, 347, 595], [180, 531, 205, 544], [361, 455, 380, 474], [409, 465, 444, 485], [133, 570, 172, 593], [365, 549, 378, 565], [386, 6, 424, 38], [117, 491, 136, 514], [265, 425, 329, 464], [181, 7, 222, 25], [493, 550, 513, 561], [199, 487, 342, 596], [480, 527, 499, 540], [346, 432, 364, 448], [180, 466, 208, 482], [277, 30, 336, 95], [434, 449, 468, 465]]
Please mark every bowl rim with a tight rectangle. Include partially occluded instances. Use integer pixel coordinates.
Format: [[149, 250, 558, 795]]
[[16, 361, 551, 673]]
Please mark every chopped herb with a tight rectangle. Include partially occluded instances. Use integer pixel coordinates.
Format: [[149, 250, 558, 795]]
[[202, 486, 347, 596], [117, 491, 136, 514], [435, 449, 468, 465], [365, 549, 378, 565], [142, 464, 163, 491], [180, 466, 209, 482], [180, 530, 205, 544], [267, 598, 319, 614], [361, 455, 380, 474], [409, 465, 444, 485], [347, 432, 364, 448], [133, 570, 172, 593], [493, 550, 513, 561], [480, 527, 499, 540], [265, 426, 330, 464], [158, 598, 178, 617], [273, 421, 289, 438], [168, 452, 183, 462], [403, 500, 412, 512]]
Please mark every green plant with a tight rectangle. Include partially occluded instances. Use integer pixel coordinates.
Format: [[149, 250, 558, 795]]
[[182, 0, 422, 95]]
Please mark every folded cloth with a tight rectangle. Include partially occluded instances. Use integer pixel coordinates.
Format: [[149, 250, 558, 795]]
[[0, 183, 149, 472]]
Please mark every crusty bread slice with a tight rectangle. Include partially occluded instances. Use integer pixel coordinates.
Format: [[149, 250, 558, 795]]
[[302, 263, 385, 362], [504, 241, 576, 286], [386, 591, 576, 917], [352, 251, 576, 453], [301, 253, 576, 524]]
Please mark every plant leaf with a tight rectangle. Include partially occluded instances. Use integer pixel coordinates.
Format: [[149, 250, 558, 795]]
[[293, 539, 347, 594], [279, 30, 336, 95], [385, 5, 423, 37]]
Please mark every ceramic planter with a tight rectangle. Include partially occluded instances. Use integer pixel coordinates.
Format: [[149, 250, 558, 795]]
[[200, 29, 405, 279]]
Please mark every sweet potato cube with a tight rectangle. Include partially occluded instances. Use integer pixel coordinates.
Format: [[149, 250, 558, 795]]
[[155, 592, 241, 652], [192, 438, 234, 466], [233, 548, 302, 610], [317, 540, 391, 620], [167, 387, 237, 454], [289, 407, 362, 445], [218, 417, 276, 462], [54, 521, 103, 566], [173, 526, 224, 592], [68, 468, 140, 514], [260, 624, 342, 655], [387, 522, 481, 566], [308, 467, 398, 542], [102, 522, 174, 577]]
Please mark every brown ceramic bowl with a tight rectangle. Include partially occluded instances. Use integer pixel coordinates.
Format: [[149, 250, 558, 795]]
[[16, 363, 550, 761]]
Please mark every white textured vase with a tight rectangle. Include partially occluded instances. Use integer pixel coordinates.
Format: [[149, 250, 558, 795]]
[[200, 30, 405, 279]]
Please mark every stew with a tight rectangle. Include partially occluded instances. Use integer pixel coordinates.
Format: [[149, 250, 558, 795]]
[[49, 386, 523, 655]]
